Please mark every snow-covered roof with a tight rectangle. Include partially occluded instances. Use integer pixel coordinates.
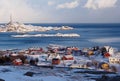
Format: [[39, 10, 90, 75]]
[[15, 59, 22, 62], [64, 55, 73, 58]]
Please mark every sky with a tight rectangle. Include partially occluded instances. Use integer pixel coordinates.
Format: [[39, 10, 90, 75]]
[[0, 0, 120, 23]]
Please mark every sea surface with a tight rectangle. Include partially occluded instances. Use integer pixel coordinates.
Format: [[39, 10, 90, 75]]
[[0, 23, 120, 50]]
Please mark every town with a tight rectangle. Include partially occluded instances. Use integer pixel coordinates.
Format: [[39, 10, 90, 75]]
[[0, 44, 120, 73]]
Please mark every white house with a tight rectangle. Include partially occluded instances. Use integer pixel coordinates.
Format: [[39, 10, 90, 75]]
[[109, 55, 120, 64], [104, 46, 118, 56]]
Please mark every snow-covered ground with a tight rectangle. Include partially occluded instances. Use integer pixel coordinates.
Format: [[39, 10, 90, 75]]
[[0, 65, 119, 81], [0, 66, 97, 81], [0, 22, 74, 33]]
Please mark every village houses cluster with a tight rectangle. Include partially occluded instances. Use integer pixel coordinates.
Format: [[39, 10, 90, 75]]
[[0, 44, 120, 72]]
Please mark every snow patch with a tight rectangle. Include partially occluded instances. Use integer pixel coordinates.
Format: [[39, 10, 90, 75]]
[[11, 33, 80, 38]]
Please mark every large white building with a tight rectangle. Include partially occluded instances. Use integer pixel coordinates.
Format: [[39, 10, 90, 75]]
[[109, 52, 120, 64]]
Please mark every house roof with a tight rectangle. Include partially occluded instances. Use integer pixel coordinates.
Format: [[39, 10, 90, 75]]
[[64, 55, 73, 58]]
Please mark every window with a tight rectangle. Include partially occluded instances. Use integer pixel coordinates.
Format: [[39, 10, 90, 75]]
[[111, 61, 114, 63]]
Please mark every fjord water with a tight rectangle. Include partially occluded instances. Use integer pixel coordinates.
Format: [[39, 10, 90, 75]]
[[0, 23, 120, 50]]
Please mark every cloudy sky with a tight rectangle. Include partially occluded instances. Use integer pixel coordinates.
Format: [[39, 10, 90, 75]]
[[0, 0, 120, 23]]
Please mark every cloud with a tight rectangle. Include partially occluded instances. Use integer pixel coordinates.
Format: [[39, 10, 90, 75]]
[[0, 0, 48, 23], [48, 1, 55, 6], [84, 0, 97, 10], [0, 0, 120, 23], [57, 0, 80, 9], [84, 0, 118, 10]]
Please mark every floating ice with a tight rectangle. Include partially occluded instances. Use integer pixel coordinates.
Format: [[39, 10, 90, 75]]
[[11, 33, 80, 38]]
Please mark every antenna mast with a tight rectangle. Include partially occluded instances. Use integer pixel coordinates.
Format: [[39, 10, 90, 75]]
[[10, 14, 13, 23]]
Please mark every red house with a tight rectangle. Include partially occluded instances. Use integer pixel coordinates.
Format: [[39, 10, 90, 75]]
[[13, 59, 22, 65], [62, 55, 74, 60], [52, 58, 60, 65], [104, 52, 110, 58], [28, 48, 43, 54]]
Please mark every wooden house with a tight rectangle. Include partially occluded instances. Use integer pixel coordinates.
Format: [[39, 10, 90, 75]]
[[104, 46, 118, 56], [104, 52, 110, 58], [99, 62, 109, 70], [109, 55, 120, 64], [28, 47, 43, 55], [88, 50, 94, 56], [52, 58, 60, 65], [62, 55, 74, 60], [13, 58, 22, 65], [72, 50, 82, 56]]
